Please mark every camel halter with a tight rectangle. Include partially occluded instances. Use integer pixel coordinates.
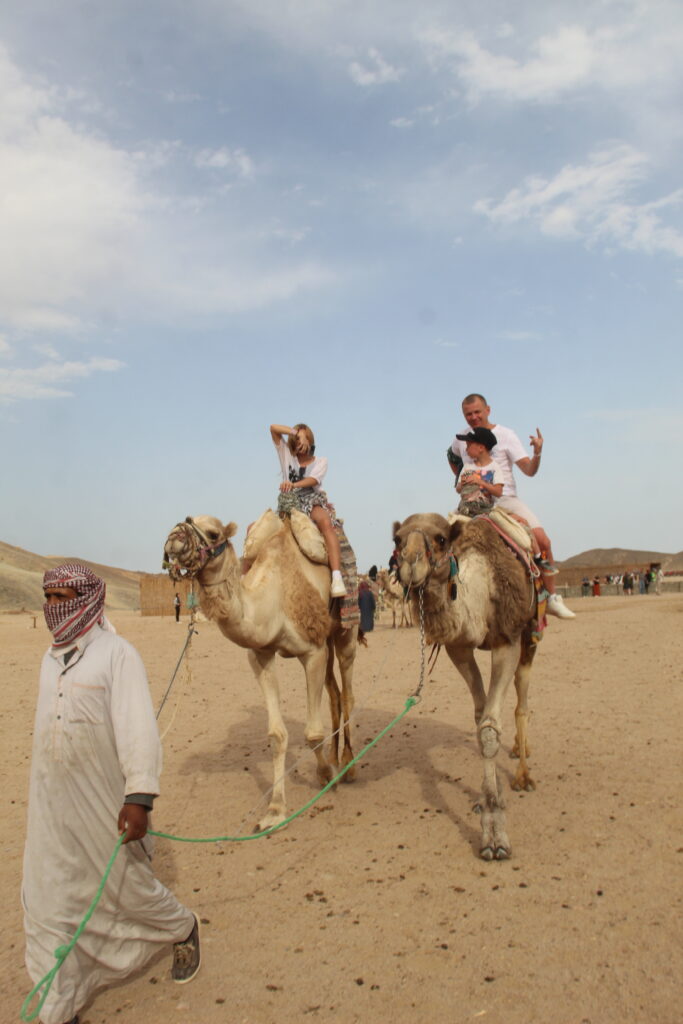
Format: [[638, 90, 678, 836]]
[[398, 529, 459, 600], [163, 517, 228, 581]]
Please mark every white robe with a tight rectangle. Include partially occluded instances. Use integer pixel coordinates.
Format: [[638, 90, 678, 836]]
[[22, 624, 193, 1024]]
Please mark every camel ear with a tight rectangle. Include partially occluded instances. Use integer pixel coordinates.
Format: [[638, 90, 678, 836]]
[[449, 520, 464, 544], [223, 522, 238, 540]]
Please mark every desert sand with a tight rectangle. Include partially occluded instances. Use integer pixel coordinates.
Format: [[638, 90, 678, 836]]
[[3, 592, 682, 1024]]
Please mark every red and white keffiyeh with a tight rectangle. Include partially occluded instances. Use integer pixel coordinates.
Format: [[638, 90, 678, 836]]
[[43, 563, 106, 648]]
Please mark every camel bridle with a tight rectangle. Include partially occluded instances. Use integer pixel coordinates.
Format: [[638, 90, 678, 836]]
[[163, 517, 228, 581], [398, 529, 458, 600]]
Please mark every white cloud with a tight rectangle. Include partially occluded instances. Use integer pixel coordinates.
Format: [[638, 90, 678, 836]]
[[421, 24, 596, 103], [0, 45, 339, 403], [475, 143, 683, 260], [349, 47, 403, 86], [0, 356, 124, 401], [390, 117, 414, 128], [194, 146, 254, 177]]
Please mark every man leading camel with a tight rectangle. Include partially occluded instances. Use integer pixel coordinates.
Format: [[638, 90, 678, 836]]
[[23, 564, 200, 1024], [448, 393, 575, 620]]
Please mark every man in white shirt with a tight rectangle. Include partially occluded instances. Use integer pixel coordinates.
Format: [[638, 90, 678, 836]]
[[23, 564, 201, 1024], [448, 394, 575, 620]]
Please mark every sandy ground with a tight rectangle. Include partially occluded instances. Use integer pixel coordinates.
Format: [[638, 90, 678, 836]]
[[2, 593, 682, 1024]]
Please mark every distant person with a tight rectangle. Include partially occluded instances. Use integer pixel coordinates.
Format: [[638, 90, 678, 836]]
[[592, 575, 601, 596], [655, 567, 663, 595], [622, 571, 633, 596], [358, 579, 376, 634], [368, 565, 378, 582], [174, 591, 181, 622], [643, 569, 650, 595], [24, 564, 200, 1024], [581, 576, 591, 597], [388, 547, 399, 579], [448, 394, 573, 618], [638, 571, 645, 595]]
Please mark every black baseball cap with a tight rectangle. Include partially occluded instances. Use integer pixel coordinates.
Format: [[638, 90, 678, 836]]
[[455, 427, 497, 450]]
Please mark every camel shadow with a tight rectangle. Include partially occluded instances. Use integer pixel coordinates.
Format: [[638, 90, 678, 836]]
[[177, 699, 528, 859]]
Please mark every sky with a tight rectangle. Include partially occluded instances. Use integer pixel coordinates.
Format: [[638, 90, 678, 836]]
[[1, 0, 681, 573]]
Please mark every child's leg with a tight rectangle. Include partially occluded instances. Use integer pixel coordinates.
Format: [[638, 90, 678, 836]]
[[310, 505, 342, 572]]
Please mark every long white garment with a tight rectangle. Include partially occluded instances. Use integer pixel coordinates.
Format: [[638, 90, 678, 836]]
[[22, 624, 193, 1024]]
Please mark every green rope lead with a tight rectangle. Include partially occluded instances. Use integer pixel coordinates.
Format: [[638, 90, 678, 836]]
[[19, 697, 417, 1020], [20, 834, 126, 1022]]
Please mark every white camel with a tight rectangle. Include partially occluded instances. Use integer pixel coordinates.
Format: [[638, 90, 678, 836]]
[[377, 568, 413, 628], [163, 514, 358, 831], [393, 512, 540, 860]]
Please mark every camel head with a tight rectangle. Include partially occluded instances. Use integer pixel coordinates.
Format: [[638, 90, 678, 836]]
[[392, 513, 461, 589], [163, 515, 238, 581]]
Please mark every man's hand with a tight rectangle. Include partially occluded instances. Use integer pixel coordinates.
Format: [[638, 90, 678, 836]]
[[529, 429, 544, 456], [118, 804, 149, 844], [279, 481, 293, 492]]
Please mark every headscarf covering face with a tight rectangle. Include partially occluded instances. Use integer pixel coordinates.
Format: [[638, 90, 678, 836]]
[[43, 563, 106, 647]]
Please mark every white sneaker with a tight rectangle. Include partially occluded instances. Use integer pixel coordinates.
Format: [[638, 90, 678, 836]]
[[330, 576, 347, 598], [547, 593, 576, 620]]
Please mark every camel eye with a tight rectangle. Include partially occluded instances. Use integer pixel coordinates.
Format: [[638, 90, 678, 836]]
[[436, 535, 446, 547], [207, 530, 219, 542]]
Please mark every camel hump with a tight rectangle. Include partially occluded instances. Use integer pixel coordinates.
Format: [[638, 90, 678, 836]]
[[243, 509, 284, 561], [243, 508, 329, 566], [290, 509, 329, 564]]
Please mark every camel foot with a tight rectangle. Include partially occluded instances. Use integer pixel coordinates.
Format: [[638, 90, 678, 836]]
[[317, 763, 335, 788], [511, 771, 536, 792], [480, 843, 511, 861], [254, 809, 287, 833]]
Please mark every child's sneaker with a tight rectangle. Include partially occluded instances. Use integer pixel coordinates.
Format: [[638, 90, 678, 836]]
[[330, 574, 347, 598]]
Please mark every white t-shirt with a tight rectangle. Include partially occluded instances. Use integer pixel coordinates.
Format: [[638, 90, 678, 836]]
[[277, 439, 328, 492], [450, 423, 527, 497], [457, 461, 504, 507]]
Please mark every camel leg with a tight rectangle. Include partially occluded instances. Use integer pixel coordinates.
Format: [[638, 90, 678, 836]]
[[324, 640, 342, 767], [510, 641, 537, 792], [476, 644, 521, 860], [247, 648, 289, 831], [333, 627, 357, 780], [300, 646, 335, 788], [445, 646, 486, 724], [448, 644, 519, 860]]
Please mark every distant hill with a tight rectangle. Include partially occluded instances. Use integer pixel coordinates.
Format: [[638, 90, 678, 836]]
[[0, 540, 141, 611], [560, 548, 679, 569]]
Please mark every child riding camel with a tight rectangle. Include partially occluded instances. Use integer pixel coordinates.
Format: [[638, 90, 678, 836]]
[[270, 423, 347, 597]]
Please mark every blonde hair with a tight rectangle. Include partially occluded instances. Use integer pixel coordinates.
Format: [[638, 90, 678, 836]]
[[288, 423, 315, 456]]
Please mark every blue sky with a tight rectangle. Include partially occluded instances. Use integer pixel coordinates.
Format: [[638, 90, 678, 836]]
[[1, 0, 681, 572]]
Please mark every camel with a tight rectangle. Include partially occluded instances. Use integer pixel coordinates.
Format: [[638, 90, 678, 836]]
[[163, 515, 358, 831], [377, 568, 413, 628], [392, 512, 540, 860]]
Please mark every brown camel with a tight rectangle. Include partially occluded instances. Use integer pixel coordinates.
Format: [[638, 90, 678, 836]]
[[393, 512, 539, 860], [163, 515, 358, 831]]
